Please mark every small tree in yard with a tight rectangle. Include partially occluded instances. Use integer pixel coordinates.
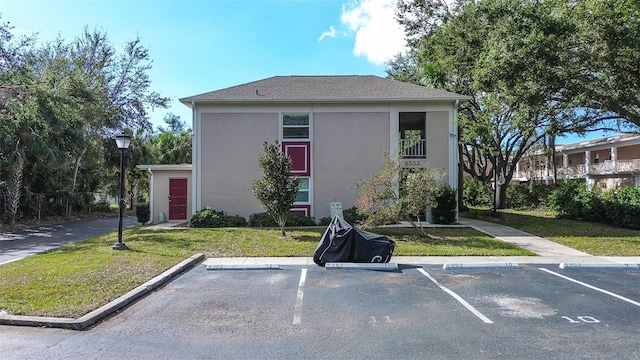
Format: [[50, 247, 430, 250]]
[[250, 141, 302, 236], [355, 154, 447, 239]]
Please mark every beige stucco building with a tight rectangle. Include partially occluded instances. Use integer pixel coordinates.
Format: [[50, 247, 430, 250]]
[[135, 164, 192, 224], [142, 75, 468, 223]]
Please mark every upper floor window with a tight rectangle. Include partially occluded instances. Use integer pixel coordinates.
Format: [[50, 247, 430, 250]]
[[295, 177, 310, 203], [282, 113, 310, 140]]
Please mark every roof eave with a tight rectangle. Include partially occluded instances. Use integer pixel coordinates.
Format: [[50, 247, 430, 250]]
[[180, 96, 472, 106]]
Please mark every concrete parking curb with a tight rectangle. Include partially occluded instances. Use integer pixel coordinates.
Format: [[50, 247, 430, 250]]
[[206, 264, 280, 270], [325, 262, 399, 270], [559, 262, 640, 269], [442, 262, 520, 270], [0, 253, 205, 330]]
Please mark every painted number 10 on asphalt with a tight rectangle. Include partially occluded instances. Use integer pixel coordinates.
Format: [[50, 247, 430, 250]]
[[562, 316, 600, 323]]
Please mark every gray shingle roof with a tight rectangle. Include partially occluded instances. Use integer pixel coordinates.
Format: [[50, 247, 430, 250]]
[[180, 75, 469, 105], [557, 133, 640, 151]]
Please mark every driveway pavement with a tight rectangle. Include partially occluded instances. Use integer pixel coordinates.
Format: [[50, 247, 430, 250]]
[[0, 214, 138, 265], [2, 264, 639, 359]]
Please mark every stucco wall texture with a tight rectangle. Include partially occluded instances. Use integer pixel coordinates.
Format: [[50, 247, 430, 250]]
[[198, 109, 453, 220], [152, 169, 192, 223], [200, 113, 279, 217], [313, 112, 389, 218]]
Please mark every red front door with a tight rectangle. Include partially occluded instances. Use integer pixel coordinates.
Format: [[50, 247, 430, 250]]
[[169, 178, 187, 220]]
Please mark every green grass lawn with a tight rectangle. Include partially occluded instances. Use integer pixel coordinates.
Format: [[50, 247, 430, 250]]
[[0, 225, 531, 318], [468, 208, 640, 256]]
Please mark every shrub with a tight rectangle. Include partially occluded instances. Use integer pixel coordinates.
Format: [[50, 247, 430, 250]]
[[318, 207, 366, 227], [549, 181, 640, 229], [506, 185, 538, 209], [248, 212, 277, 227], [189, 207, 247, 228], [431, 185, 457, 224], [343, 206, 366, 225], [225, 214, 249, 227], [463, 176, 492, 207], [575, 187, 604, 222], [135, 202, 150, 224], [603, 187, 640, 229], [505, 184, 558, 209], [548, 181, 583, 219], [287, 213, 317, 226], [249, 211, 316, 227], [92, 200, 112, 213]]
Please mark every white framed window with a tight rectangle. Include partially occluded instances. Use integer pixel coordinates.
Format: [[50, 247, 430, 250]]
[[282, 113, 310, 140], [295, 177, 310, 204]]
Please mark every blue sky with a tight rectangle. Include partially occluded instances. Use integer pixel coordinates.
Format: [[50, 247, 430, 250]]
[[2, 0, 403, 129], [2, 0, 613, 144]]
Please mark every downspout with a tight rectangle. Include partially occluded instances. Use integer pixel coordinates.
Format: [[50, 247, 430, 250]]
[[452, 99, 460, 222], [390, 107, 400, 198], [147, 167, 154, 224], [191, 101, 199, 216]]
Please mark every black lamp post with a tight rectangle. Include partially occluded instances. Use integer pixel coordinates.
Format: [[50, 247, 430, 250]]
[[113, 132, 131, 250], [492, 148, 500, 212]]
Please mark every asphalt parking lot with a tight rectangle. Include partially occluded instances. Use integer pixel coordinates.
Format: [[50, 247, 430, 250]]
[[2, 263, 639, 359]]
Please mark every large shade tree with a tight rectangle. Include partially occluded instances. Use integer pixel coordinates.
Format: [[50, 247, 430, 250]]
[[1, 18, 168, 224], [153, 113, 192, 165], [390, 0, 638, 209]]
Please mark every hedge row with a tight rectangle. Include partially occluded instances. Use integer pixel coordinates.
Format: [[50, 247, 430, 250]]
[[188, 208, 317, 228], [188, 206, 368, 228], [189, 208, 248, 228], [463, 178, 640, 229], [548, 181, 640, 229]]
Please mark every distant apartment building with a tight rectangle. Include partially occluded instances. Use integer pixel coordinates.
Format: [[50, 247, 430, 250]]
[[514, 133, 640, 190]]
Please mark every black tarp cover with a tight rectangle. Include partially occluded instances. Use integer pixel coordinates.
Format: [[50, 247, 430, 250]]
[[313, 216, 395, 266]]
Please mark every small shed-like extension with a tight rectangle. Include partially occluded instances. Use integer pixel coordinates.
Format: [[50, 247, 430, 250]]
[[137, 164, 192, 224]]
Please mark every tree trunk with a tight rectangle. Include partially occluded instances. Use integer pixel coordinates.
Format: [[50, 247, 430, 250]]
[[68, 147, 88, 216], [129, 177, 138, 209], [496, 182, 508, 209], [276, 213, 287, 236], [457, 129, 466, 212], [7, 154, 24, 226], [550, 134, 558, 184]]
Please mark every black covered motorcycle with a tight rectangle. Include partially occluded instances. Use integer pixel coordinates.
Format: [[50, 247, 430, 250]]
[[313, 216, 395, 266]]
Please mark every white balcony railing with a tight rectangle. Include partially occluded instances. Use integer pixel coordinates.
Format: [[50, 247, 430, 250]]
[[515, 160, 640, 180], [611, 159, 640, 173], [400, 139, 426, 158], [589, 159, 640, 175]]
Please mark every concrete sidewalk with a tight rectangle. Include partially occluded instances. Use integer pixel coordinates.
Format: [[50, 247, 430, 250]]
[[203, 217, 640, 267]]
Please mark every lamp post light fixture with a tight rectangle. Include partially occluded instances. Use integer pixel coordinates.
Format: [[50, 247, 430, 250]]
[[492, 148, 500, 213], [113, 132, 131, 250]]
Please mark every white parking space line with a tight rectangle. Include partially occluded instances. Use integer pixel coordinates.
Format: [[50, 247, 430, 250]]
[[539, 268, 640, 308], [292, 268, 307, 325], [418, 268, 494, 324]]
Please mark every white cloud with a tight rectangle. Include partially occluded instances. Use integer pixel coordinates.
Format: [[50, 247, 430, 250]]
[[340, 0, 406, 65], [318, 26, 346, 42]]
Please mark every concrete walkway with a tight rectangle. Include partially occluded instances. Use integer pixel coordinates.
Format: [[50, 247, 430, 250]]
[[460, 217, 593, 257]]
